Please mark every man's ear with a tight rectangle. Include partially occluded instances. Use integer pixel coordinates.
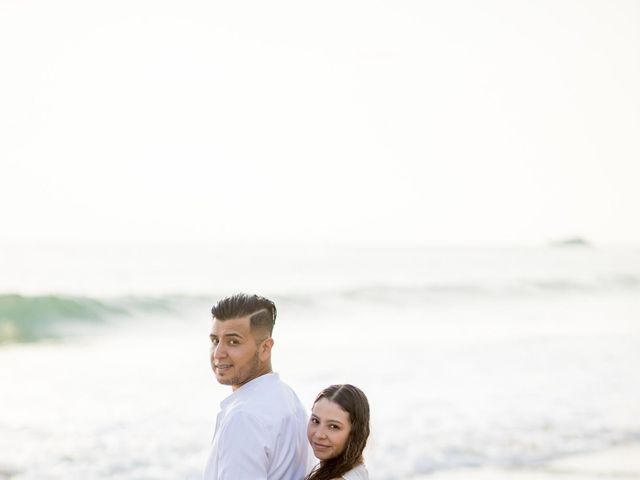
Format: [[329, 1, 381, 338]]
[[260, 337, 274, 360]]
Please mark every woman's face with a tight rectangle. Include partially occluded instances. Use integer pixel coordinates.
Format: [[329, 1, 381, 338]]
[[307, 397, 352, 461]]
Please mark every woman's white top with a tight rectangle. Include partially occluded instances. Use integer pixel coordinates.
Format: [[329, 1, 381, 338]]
[[342, 463, 369, 480]]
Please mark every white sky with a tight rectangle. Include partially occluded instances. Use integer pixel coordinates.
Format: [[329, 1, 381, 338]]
[[1, 1, 639, 245]]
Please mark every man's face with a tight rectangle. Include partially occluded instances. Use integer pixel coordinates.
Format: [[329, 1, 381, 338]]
[[209, 315, 272, 390]]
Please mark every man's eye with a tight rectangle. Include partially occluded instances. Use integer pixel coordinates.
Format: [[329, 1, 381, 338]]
[[229, 339, 239, 345], [210, 338, 219, 345]]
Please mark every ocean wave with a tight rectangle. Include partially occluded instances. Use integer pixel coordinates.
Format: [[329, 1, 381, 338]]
[[2, 275, 637, 344], [0, 294, 198, 344], [322, 274, 640, 302]]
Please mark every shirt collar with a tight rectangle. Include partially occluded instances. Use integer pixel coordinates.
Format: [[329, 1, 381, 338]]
[[220, 372, 279, 409]]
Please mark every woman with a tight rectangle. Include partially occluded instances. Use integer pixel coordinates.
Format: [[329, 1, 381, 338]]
[[305, 384, 370, 480]]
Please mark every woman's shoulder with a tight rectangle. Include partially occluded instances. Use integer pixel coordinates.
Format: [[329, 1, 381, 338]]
[[340, 463, 369, 480]]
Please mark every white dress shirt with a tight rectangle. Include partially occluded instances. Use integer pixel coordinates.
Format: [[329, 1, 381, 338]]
[[204, 373, 310, 480], [342, 463, 369, 480]]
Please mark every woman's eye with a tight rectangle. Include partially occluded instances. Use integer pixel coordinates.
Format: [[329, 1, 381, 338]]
[[329, 424, 340, 430]]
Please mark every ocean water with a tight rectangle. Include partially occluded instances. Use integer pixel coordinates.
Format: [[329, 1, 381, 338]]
[[1, 243, 639, 479]]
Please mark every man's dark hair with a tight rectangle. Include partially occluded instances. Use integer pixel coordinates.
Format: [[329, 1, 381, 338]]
[[211, 293, 277, 336]]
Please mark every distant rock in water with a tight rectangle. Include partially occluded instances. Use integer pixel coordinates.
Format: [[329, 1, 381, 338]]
[[549, 237, 592, 247]]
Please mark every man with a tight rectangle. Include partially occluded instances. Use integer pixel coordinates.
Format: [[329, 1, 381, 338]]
[[204, 293, 310, 480]]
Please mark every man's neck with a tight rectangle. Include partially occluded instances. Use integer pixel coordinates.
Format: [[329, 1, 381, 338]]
[[231, 368, 274, 391]]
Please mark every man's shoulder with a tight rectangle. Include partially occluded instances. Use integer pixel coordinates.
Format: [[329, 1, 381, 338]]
[[247, 375, 303, 404], [228, 375, 306, 422]]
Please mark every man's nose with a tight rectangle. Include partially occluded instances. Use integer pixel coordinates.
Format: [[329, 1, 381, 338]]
[[213, 343, 227, 358]]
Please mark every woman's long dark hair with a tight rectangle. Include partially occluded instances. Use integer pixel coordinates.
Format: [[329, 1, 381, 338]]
[[305, 384, 370, 480]]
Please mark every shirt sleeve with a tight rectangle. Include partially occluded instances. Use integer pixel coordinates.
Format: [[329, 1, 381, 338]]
[[215, 411, 270, 480]]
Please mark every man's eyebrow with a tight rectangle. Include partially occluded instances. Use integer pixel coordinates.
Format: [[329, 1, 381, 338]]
[[209, 332, 243, 338]]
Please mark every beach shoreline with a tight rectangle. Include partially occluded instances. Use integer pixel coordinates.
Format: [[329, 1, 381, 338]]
[[413, 443, 640, 479]]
